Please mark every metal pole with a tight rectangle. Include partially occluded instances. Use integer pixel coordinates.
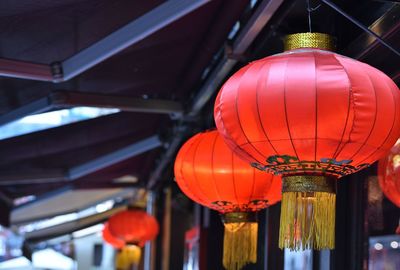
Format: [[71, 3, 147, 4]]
[[321, 0, 400, 57], [144, 192, 156, 270], [161, 188, 172, 270]]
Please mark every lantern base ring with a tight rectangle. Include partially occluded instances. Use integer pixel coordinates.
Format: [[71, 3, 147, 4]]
[[221, 211, 257, 224], [282, 175, 337, 193]]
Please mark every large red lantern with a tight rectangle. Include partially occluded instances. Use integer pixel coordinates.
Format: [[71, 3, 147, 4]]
[[107, 209, 159, 270], [214, 33, 400, 250], [378, 139, 400, 208], [174, 130, 281, 270]]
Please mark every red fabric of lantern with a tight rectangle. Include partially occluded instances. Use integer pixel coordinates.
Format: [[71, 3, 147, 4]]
[[214, 35, 400, 251], [215, 48, 400, 177], [108, 209, 159, 247], [102, 222, 125, 249], [174, 130, 281, 212], [378, 140, 400, 208], [174, 129, 281, 270]]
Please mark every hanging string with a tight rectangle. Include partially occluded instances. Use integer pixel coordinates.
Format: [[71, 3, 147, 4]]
[[307, 0, 312, 32], [306, 0, 321, 33]]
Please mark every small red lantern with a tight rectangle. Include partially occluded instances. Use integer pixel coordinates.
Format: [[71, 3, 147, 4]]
[[214, 33, 400, 250], [174, 130, 281, 270], [107, 209, 159, 270], [108, 209, 159, 247], [102, 222, 125, 249]]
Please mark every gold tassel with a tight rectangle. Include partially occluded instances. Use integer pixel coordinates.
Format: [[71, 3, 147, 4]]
[[279, 176, 336, 251], [222, 212, 258, 270], [116, 245, 141, 270]]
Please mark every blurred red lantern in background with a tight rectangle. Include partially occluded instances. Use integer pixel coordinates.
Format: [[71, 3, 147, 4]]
[[378, 140, 400, 235], [105, 209, 159, 270], [378, 140, 400, 208], [103, 222, 125, 249], [174, 129, 281, 270], [108, 209, 159, 247]]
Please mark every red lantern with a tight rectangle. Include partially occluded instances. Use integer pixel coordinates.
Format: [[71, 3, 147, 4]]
[[102, 222, 125, 249], [378, 140, 400, 235], [108, 209, 159, 247], [107, 209, 159, 270], [378, 140, 400, 207], [103, 222, 140, 270], [174, 130, 281, 270], [214, 33, 400, 250]]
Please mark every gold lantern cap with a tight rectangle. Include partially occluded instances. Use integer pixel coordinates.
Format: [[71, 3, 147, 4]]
[[284, 32, 336, 51]]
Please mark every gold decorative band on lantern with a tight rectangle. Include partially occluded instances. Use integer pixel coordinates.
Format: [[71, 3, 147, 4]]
[[222, 212, 257, 224], [284, 33, 335, 51], [282, 175, 337, 193]]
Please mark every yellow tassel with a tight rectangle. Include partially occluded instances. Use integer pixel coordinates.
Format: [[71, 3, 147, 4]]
[[223, 220, 258, 270], [116, 245, 141, 270], [279, 191, 336, 250]]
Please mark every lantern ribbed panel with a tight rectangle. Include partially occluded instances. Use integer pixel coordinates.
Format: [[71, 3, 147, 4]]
[[174, 130, 281, 213], [102, 222, 125, 249], [378, 141, 400, 207], [108, 210, 159, 247], [215, 48, 400, 178]]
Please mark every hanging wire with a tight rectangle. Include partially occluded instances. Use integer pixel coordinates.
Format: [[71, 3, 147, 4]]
[[307, 0, 312, 32], [320, 0, 400, 58], [306, 0, 322, 33]]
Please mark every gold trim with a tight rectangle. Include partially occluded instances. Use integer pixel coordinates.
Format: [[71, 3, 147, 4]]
[[282, 175, 337, 193], [222, 212, 257, 224], [279, 191, 336, 250], [284, 33, 335, 51], [223, 222, 258, 269]]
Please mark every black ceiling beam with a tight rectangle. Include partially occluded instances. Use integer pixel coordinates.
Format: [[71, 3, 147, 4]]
[[68, 135, 161, 180], [371, 0, 400, 3], [0, 135, 161, 185], [0, 170, 66, 185], [0, 0, 211, 82], [0, 95, 53, 126], [0, 114, 160, 189], [0, 58, 54, 82], [11, 188, 137, 226], [0, 91, 182, 126], [0, 111, 157, 164], [147, 0, 285, 189], [188, 0, 285, 116], [23, 205, 126, 242], [322, 0, 400, 57], [344, 4, 400, 60], [343, 3, 400, 84], [52, 91, 183, 117]]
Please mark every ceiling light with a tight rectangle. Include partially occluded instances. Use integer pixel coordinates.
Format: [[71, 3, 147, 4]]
[[374, 243, 383, 250], [113, 175, 139, 184]]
